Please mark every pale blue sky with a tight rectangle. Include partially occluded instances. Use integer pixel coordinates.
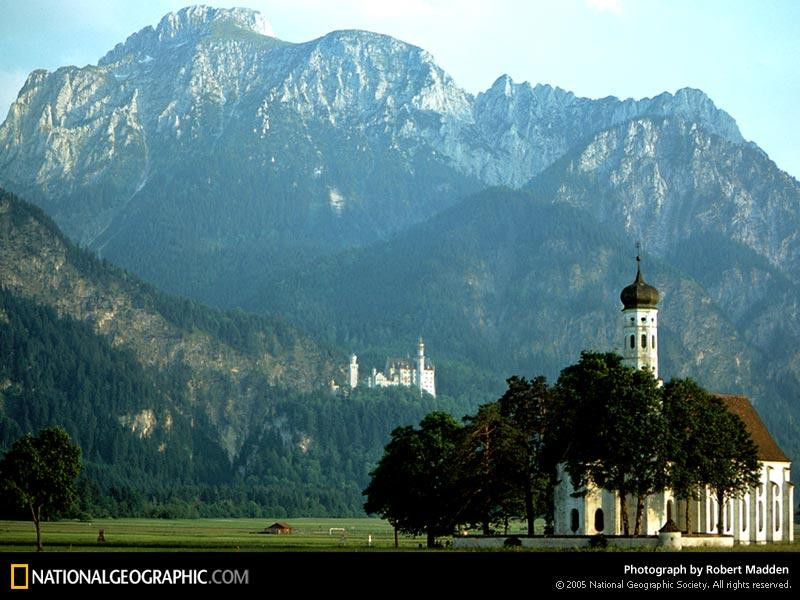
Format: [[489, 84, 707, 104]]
[[1, 0, 798, 178]]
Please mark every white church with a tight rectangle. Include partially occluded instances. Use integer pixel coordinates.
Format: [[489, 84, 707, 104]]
[[553, 257, 794, 544]]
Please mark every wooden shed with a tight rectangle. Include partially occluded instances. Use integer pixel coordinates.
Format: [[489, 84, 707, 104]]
[[263, 522, 293, 534]]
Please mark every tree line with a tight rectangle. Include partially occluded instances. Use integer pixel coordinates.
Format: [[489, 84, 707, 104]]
[[363, 352, 761, 547], [0, 275, 483, 518]]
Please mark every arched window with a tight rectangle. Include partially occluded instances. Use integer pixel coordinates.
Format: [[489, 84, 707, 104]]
[[641, 334, 647, 349], [773, 483, 780, 532], [570, 509, 579, 533], [651, 335, 656, 349], [594, 508, 604, 533], [725, 500, 732, 532], [741, 502, 748, 532], [630, 335, 635, 349], [666, 500, 673, 522], [758, 501, 764, 532]]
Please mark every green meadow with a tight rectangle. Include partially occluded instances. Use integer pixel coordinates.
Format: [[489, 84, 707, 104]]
[[1, 519, 798, 552], [0, 518, 424, 552]]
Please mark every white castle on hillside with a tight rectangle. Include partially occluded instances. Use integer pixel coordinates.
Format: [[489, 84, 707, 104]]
[[344, 338, 436, 397]]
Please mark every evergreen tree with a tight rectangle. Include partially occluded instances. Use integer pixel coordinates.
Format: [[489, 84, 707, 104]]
[[457, 402, 525, 534], [496, 376, 552, 534]]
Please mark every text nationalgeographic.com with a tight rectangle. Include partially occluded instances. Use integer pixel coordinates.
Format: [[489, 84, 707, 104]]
[[13, 566, 248, 587]]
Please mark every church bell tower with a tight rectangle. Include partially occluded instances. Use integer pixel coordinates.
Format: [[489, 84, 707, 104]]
[[620, 252, 660, 381]]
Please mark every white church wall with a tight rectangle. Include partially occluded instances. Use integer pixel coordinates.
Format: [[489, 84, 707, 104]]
[[553, 464, 581, 535], [763, 461, 791, 542], [784, 477, 794, 543], [736, 491, 751, 543], [689, 462, 792, 544]]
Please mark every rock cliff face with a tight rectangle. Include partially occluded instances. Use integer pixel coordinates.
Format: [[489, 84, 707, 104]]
[[0, 6, 765, 302], [469, 78, 744, 186], [0, 188, 337, 460], [536, 116, 799, 277]]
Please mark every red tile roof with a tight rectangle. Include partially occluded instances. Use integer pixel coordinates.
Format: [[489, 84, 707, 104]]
[[716, 395, 789, 462]]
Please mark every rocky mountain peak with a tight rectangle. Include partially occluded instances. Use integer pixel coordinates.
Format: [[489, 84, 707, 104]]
[[642, 86, 743, 143], [480, 76, 577, 117], [99, 5, 275, 66], [156, 5, 274, 40]]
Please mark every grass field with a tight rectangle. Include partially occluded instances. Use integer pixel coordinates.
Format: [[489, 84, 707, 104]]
[[1, 519, 798, 552], [0, 518, 429, 552]]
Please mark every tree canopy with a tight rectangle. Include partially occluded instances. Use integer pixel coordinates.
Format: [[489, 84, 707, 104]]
[[0, 427, 82, 551], [496, 375, 552, 534], [697, 397, 761, 534], [365, 352, 765, 539], [456, 401, 526, 534], [662, 378, 761, 533], [363, 411, 463, 547], [553, 352, 667, 535]]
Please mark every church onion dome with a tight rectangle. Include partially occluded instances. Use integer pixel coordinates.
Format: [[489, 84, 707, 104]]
[[620, 257, 659, 309]]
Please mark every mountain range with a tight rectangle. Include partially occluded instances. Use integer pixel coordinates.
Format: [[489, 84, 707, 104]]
[[0, 6, 764, 304], [1, 5, 798, 505]]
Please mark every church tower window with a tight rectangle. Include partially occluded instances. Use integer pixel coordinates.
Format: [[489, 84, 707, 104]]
[[641, 334, 647, 349], [570, 509, 579, 533]]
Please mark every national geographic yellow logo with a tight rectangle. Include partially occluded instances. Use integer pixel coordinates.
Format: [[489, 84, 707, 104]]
[[10, 563, 29, 590]]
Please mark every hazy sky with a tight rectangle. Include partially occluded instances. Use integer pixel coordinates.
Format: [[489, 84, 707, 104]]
[[1, 0, 798, 178]]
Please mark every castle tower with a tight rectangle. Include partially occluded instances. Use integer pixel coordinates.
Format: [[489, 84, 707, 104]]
[[620, 253, 660, 380], [416, 338, 425, 395], [349, 354, 359, 388]]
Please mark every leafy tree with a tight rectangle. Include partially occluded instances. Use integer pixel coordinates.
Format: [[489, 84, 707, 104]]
[[0, 427, 82, 551], [698, 398, 761, 534], [661, 378, 713, 532], [363, 412, 463, 547], [553, 352, 668, 536], [663, 379, 760, 534], [496, 375, 552, 535]]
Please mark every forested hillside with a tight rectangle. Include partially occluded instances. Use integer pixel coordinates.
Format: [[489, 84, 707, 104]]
[[0, 188, 477, 516]]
